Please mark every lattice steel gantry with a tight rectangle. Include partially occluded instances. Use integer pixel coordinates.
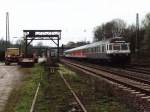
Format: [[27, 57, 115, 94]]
[[23, 30, 61, 61]]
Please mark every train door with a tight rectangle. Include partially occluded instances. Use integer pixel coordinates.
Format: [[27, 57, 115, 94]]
[[102, 45, 105, 53], [102, 44, 107, 58]]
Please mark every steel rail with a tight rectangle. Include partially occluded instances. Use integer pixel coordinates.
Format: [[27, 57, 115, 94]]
[[30, 83, 40, 112], [61, 59, 150, 96], [64, 59, 150, 85], [60, 72, 87, 112], [125, 67, 150, 75]]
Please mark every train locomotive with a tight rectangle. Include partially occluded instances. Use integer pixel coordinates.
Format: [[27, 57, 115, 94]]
[[64, 37, 131, 64]]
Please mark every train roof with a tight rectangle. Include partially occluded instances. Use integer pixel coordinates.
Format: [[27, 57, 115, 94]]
[[64, 37, 126, 53]]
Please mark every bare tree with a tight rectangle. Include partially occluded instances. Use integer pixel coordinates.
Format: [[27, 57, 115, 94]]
[[111, 18, 126, 37], [143, 13, 150, 49], [93, 19, 126, 41]]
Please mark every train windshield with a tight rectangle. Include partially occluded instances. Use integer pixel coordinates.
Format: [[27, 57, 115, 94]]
[[108, 43, 129, 51], [113, 44, 120, 50], [121, 44, 128, 50]]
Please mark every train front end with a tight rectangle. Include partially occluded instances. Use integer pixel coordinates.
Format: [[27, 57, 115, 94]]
[[106, 37, 131, 64]]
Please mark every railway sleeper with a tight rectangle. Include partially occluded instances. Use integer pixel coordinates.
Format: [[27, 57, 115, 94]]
[[109, 82, 150, 112], [62, 61, 150, 112]]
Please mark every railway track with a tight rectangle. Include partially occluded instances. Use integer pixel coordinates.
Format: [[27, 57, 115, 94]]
[[63, 59, 150, 85], [124, 66, 150, 75], [59, 72, 87, 112], [61, 59, 150, 95], [31, 67, 87, 112], [89, 64, 150, 84], [61, 59, 150, 111], [61, 60, 150, 96]]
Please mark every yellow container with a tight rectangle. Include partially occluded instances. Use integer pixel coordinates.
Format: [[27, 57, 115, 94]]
[[5, 48, 19, 56]]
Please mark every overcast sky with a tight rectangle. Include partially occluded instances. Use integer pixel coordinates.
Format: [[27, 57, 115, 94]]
[[0, 0, 150, 46]]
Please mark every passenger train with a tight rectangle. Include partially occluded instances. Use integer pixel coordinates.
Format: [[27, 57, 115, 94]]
[[64, 37, 131, 64]]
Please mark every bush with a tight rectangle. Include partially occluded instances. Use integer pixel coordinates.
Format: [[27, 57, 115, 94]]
[[0, 50, 5, 61]]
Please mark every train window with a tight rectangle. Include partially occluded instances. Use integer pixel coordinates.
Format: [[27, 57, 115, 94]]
[[109, 45, 112, 50], [88, 48, 90, 53], [113, 45, 120, 50], [98, 47, 100, 52], [99, 45, 101, 52], [121, 44, 128, 50], [97, 47, 99, 52], [102, 45, 105, 52], [82, 50, 84, 54]]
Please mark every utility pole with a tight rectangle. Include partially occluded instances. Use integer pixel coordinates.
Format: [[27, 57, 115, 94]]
[[6, 12, 8, 49], [7, 12, 10, 43], [136, 13, 140, 57], [6, 12, 10, 49]]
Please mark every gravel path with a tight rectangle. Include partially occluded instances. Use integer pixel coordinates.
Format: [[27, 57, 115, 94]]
[[0, 63, 22, 112]]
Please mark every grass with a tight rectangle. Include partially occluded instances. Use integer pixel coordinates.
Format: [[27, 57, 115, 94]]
[[59, 64, 131, 112], [34, 65, 75, 112], [4, 64, 45, 112], [15, 65, 43, 112], [4, 63, 131, 112], [0, 61, 3, 63], [4, 63, 72, 112]]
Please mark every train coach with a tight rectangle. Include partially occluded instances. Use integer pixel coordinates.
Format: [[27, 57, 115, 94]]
[[64, 37, 131, 64]]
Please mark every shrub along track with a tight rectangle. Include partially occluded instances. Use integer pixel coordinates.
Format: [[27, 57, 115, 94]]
[[58, 64, 131, 112], [60, 59, 150, 112], [59, 72, 87, 112], [34, 65, 86, 112], [34, 63, 131, 112], [63, 59, 150, 83], [5, 63, 132, 112]]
